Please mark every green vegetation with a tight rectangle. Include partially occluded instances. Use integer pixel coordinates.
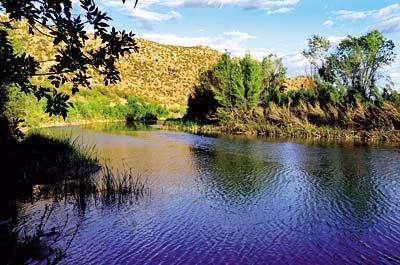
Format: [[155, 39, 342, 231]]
[[0, 132, 150, 265], [125, 96, 169, 121], [1, 18, 217, 128], [0, 2, 152, 264], [184, 31, 400, 142], [0, 133, 99, 202], [4, 85, 172, 128]]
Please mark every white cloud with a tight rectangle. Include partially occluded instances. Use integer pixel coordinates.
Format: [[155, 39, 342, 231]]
[[334, 10, 370, 20], [332, 4, 400, 33], [267, 8, 294, 15], [323, 20, 334, 27], [375, 16, 400, 34], [102, 0, 301, 21], [326, 35, 347, 45], [102, 0, 182, 22], [128, 8, 182, 21], [160, 0, 300, 10], [141, 31, 256, 55], [385, 59, 400, 90], [222, 31, 255, 41], [281, 52, 308, 76], [375, 4, 400, 19]]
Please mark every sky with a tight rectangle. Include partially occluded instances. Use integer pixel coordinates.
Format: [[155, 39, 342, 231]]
[[94, 0, 400, 88]]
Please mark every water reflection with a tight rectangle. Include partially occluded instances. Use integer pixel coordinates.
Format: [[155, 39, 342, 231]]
[[21, 124, 400, 264], [191, 142, 269, 205]]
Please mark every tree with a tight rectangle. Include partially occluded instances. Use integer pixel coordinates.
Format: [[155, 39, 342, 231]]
[[302, 35, 331, 75], [0, 0, 139, 123], [211, 52, 245, 111], [186, 70, 220, 122], [261, 54, 287, 104], [240, 53, 262, 110], [186, 53, 266, 121], [326, 31, 396, 101]]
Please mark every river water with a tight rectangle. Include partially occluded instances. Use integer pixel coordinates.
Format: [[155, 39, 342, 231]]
[[23, 123, 400, 264]]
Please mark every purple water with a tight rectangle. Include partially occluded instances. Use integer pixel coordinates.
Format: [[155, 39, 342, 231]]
[[22, 123, 400, 264]]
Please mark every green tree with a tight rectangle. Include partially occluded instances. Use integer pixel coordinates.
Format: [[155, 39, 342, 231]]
[[211, 52, 245, 111], [186, 70, 220, 122], [302, 35, 331, 75], [240, 53, 262, 110], [186, 53, 266, 121], [326, 31, 396, 101], [261, 54, 287, 104]]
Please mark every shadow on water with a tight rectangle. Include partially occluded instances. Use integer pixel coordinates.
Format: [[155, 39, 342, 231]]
[[0, 131, 151, 265], [190, 141, 271, 206]]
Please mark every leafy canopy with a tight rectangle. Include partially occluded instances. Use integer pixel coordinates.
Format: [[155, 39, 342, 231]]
[[186, 52, 287, 121], [304, 31, 396, 102], [0, 0, 139, 119], [302, 35, 331, 75], [327, 31, 396, 100]]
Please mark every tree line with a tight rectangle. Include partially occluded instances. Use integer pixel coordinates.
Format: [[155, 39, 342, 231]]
[[186, 30, 400, 131]]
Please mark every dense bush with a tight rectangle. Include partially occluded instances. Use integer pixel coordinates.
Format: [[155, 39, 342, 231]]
[[126, 96, 168, 122], [186, 70, 221, 122], [187, 52, 287, 122]]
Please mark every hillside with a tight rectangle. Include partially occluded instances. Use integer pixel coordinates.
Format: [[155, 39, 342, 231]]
[[7, 19, 221, 109], [4, 19, 321, 128]]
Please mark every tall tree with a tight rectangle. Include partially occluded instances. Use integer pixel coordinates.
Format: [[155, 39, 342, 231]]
[[302, 35, 331, 76], [211, 52, 245, 110], [326, 31, 396, 100], [240, 53, 263, 111], [261, 54, 287, 104]]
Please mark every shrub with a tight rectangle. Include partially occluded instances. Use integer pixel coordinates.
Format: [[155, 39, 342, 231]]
[[126, 96, 168, 121]]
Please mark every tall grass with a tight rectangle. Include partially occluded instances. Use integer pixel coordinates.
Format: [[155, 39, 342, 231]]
[[0, 133, 151, 265], [1, 132, 152, 203]]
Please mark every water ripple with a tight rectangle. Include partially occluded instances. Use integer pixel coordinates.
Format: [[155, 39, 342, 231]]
[[21, 127, 400, 264]]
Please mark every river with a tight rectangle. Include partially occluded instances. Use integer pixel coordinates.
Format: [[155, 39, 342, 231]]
[[21, 122, 400, 264]]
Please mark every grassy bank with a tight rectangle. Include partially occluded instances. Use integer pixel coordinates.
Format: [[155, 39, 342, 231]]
[[0, 132, 150, 265], [182, 37, 400, 143], [163, 119, 400, 143], [0, 131, 151, 203]]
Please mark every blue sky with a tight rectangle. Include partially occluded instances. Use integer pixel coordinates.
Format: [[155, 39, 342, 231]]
[[96, 0, 400, 87]]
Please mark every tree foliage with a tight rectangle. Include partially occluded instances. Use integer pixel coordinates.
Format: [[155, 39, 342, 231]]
[[211, 52, 245, 111], [261, 54, 287, 104], [302, 35, 331, 75], [0, 0, 139, 120], [241, 53, 263, 110], [304, 31, 396, 103], [187, 52, 287, 121], [186, 70, 220, 122], [326, 31, 396, 101]]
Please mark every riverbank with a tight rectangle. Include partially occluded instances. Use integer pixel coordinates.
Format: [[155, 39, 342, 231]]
[[24, 118, 400, 144], [21, 119, 126, 133], [162, 120, 400, 143]]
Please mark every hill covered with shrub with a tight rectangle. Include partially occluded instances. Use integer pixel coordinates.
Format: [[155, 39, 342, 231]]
[[3, 18, 221, 126]]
